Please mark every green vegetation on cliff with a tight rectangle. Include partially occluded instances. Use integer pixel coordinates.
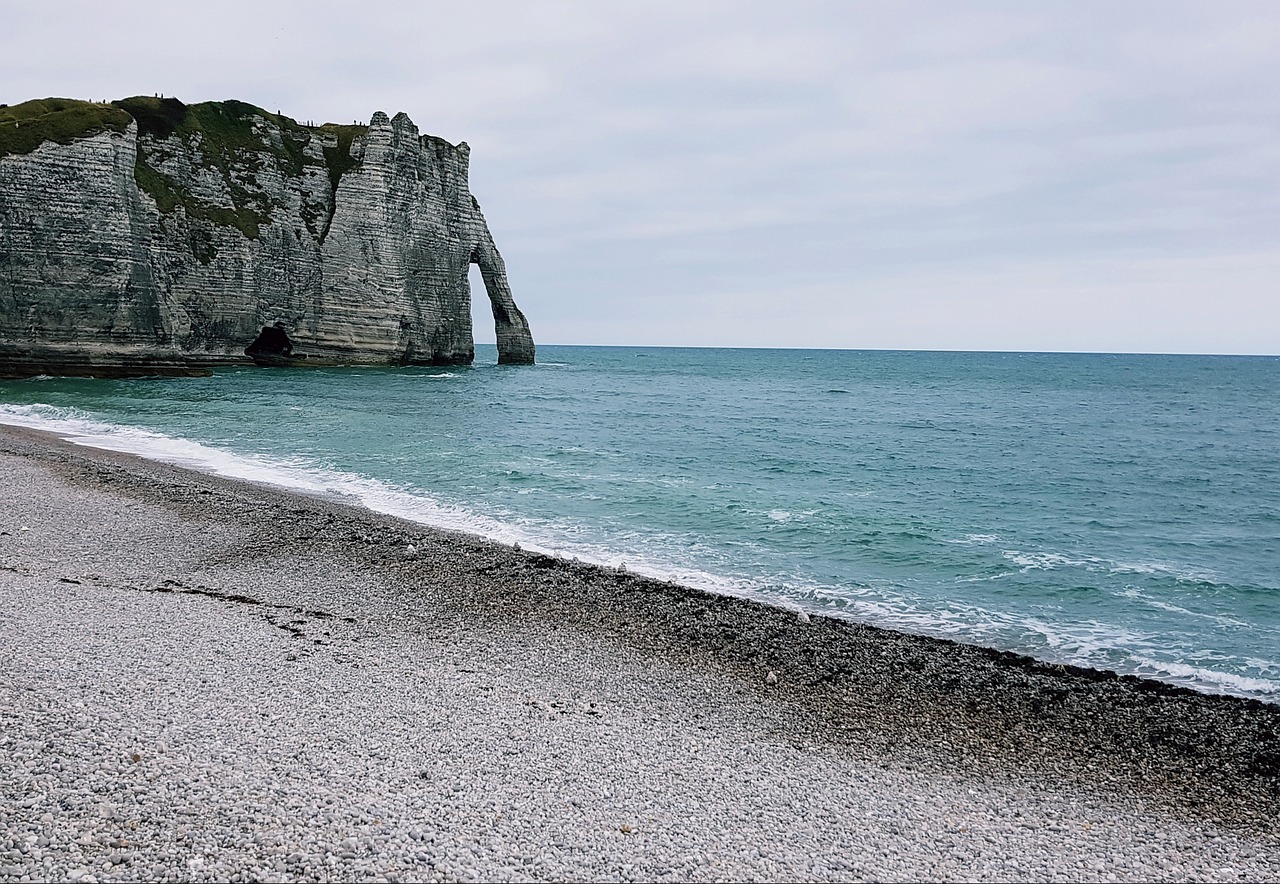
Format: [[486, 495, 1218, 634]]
[[118, 97, 275, 240], [0, 98, 132, 159], [0, 95, 366, 244], [316, 124, 366, 192], [111, 96, 368, 241], [1, 94, 374, 244]]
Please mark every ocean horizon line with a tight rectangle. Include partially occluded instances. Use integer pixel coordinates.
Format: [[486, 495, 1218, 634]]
[[473, 341, 1280, 359]]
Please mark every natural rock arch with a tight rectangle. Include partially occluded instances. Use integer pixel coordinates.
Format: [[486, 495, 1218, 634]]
[[470, 237, 535, 365]]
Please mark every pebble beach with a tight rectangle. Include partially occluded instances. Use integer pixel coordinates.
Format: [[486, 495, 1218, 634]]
[[1, 423, 1277, 883]]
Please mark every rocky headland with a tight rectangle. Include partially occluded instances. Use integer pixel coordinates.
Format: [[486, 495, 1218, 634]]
[[0, 97, 534, 378]]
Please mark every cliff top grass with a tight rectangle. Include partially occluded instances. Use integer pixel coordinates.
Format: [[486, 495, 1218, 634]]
[[113, 96, 369, 170], [0, 98, 133, 159], [108, 96, 370, 240], [1, 94, 377, 241]]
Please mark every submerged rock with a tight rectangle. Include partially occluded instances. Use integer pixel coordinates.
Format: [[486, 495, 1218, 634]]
[[0, 97, 535, 378]]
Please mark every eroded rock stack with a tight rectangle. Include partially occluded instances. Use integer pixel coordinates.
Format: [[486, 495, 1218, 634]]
[[0, 97, 535, 377]]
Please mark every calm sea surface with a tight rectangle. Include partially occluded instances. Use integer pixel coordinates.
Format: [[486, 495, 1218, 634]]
[[3, 346, 1277, 701]]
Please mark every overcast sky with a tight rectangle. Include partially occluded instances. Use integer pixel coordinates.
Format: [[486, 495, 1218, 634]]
[[5, 2, 1279, 353]]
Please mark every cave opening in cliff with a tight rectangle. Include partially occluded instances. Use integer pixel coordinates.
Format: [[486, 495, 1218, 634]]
[[244, 323, 303, 366]]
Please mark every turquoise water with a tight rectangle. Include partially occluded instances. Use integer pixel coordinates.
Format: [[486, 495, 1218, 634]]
[[3, 346, 1278, 701]]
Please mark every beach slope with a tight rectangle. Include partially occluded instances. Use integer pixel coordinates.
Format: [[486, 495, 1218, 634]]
[[0, 424, 1276, 882]]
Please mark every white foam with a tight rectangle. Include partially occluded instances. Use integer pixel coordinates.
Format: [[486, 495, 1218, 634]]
[[1128, 656, 1280, 699], [1117, 589, 1250, 628], [0, 402, 777, 606], [1002, 548, 1221, 586], [1108, 559, 1219, 584], [0, 402, 540, 549], [793, 576, 1280, 701], [1002, 550, 1096, 571], [945, 533, 999, 545]]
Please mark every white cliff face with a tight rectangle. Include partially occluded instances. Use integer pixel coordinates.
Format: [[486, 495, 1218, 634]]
[[0, 99, 534, 377], [0, 125, 191, 373], [317, 112, 535, 365]]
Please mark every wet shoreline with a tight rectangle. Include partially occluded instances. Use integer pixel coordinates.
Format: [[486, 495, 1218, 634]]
[[1, 422, 1277, 881]]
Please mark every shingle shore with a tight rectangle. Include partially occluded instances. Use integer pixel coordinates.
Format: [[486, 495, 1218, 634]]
[[1, 424, 1277, 883]]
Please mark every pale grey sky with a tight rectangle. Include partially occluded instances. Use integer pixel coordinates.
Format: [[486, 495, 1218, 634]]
[[5, 1, 1279, 353]]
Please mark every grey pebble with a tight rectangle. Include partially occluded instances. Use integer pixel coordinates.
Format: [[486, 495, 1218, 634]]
[[1, 428, 1278, 884]]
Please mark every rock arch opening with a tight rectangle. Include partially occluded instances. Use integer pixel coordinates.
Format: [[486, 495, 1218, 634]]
[[469, 239, 535, 365]]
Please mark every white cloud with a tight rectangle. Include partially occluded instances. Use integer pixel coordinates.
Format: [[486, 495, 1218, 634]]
[[4, 0, 1279, 353], [658, 32, 838, 84], [843, 60, 1108, 139], [568, 249, 1280, 354]]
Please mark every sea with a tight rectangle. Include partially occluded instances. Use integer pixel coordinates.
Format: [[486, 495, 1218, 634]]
[[2, 346, 1277, 703]]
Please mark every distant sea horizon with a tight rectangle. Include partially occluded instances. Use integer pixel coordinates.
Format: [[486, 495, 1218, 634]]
[[493, 342, 1280, 358], [3, 344, 1277, 701]]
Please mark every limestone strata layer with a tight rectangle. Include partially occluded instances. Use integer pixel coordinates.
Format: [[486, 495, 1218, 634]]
[[0, 99, 534, 377]]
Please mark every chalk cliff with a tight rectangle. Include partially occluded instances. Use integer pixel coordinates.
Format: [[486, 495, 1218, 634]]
[[0, 97, 534, 377]]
